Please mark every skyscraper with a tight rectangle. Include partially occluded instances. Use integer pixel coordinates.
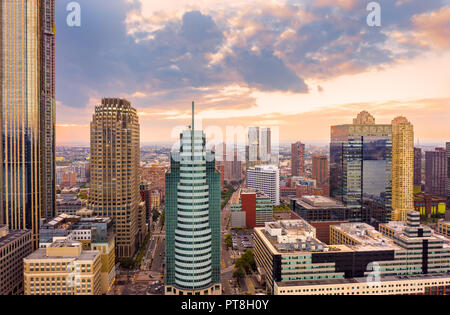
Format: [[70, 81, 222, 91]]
[[446, 143, 450, 210], [1, 0, 56, 247], [246, 127, 272, 166], [312, 155, 328, 185], [260, 127, 271, 162], [88, 98, 140, 259], [330, 111, 392, 224], [291, 141, 305, 177], [246, 165, 280, 205], [165, 102, 221, 295], [391, 117, 414, 221], [414, 147, 422, 189], [247, 126, 260, 163], [40, 0, 56, 222], [425, 148, 447, 197]]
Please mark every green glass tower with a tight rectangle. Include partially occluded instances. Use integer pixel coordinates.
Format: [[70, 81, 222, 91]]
[[165, 102, 221, 295]]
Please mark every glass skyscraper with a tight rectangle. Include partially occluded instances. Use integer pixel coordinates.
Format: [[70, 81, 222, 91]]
[[165, 102, 221, 295], [1, 0, 56, 248], [330, 111, 392, 224]]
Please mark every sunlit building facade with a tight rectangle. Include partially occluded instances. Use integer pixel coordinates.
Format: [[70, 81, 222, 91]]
[[391, 117, 414, 221], [88, 98, 140, 260], [1, 0, 56, 248]]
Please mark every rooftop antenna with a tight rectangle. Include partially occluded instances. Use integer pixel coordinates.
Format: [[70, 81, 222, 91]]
[[191, 101, 195, 160], [192, 101, 195, 132]]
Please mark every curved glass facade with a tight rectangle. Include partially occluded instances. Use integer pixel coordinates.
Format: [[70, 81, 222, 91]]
[[165, 106, 221, 294]]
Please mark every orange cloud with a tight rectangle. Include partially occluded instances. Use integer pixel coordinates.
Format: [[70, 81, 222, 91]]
[[314, 0, 358, 10], [412, 6, 450, 49]]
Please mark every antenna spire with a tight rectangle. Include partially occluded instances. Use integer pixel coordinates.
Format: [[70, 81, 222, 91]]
[[192, 101, 195, 132]]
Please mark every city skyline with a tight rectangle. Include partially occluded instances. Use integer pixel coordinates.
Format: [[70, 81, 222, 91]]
[[54, 0, 450, 144]]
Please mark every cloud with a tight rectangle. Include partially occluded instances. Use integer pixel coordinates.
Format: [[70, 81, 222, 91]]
[[55, 0, 450, 145], [412, 6, 450, 49]]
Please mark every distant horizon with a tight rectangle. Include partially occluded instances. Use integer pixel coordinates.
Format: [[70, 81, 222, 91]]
[[56, 140, 449, 148]]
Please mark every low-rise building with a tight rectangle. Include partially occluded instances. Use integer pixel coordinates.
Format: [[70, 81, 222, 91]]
[[438, 221, 450, 237], [0, 225, 33, 295], [414, 193, 446, 217], [39, 214, 115, 293], [254, 214, 450, 295], [230, 188, 273, 228], [56, 194, 83, 216], [24, 239, 102, 295]]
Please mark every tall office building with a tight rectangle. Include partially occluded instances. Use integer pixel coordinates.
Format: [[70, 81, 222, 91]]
[[165, 103, 221, 295], [247, 126, 260, 163], [88, 98, 140, 259], [330, 111, 392, 224], [312, 155, 328, 185], [414, 147, 422, 189], [425, 148, 447, 197], [1, 0, 56, 247], [40, 0, 56, 222], [260, 127, 271, 162], [446, 143, 450, 210], [246, 165, 280, 205], [291, 142, 305, 177], [246, 127, 272, 165], [391, 117, 414, 221]]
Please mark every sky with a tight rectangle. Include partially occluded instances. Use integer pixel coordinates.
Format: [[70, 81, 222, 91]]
[[55, 0, 450, 145]]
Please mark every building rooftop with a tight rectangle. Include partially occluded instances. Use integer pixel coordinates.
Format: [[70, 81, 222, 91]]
[[26, 248, 99, 261], [0, 226, 31, 249], [257, 219, 332, 254], [256, 219, 399, 255], [292, 196, 346, 209], [277, 273, 450, 288], [241, 188, 270, 199], [332, 223, 399, 251]]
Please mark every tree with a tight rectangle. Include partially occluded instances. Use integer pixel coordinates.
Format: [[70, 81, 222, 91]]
[[233, 267, 245, 281], [225, 234, 233, 249], [152, 209, 160, 222]]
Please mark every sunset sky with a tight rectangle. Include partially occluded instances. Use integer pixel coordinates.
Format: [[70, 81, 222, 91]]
[[55, 0, 450, 145]]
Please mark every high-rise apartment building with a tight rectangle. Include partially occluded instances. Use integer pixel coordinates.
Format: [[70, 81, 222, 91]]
[[312, 155, 328, 185], [291, 142, 305, 177], [1, 0, 56, 247], [88, 98, 140, 259], [330, 111, 392, 224], [391, 117, 414, 221], [246, 165, 280, 205], [0, 225, 33, 295], [414, 147, 422, 189], [425, 148, 447, 197], [165, 103, 221, 295]]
